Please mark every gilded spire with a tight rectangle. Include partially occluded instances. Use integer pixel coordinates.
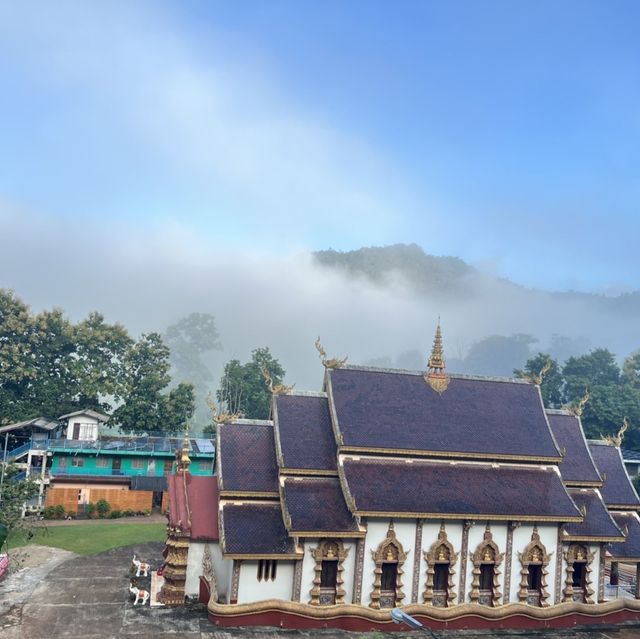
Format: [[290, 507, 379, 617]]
[[425, 319, 450, 394], [177, 425, 191, 472]]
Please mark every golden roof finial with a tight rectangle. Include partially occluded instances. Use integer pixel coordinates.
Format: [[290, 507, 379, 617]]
[[425, 319, 450, 394], [260, 363, 295, 395], [178, 424, 191, 471], [315, 337, 348, 369], [603, 417, 629, 447], [531, 357, 552, 386], [570, 389, 590, 417]]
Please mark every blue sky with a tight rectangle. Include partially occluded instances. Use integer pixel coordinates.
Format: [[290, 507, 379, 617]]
[[1, 0, 639, 292]]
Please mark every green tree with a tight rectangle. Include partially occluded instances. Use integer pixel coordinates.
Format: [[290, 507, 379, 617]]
[[113, 333, 195, 434], [622, 350, 640, 389], [562, 348, 620, 404], [514, 353, 564, 407], [0, 465, 38, 546], [216, 347, 285, 420], [164, 313, 221, 428], [463, 334, 537, 377]]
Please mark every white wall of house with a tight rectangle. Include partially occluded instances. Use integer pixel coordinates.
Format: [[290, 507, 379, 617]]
[[237, 560, 294, 604], [185, 541, 228, 600], [65, 415, 100, 441]]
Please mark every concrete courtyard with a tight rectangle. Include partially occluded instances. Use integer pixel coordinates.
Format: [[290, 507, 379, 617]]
[[1, 541, 640, 639]]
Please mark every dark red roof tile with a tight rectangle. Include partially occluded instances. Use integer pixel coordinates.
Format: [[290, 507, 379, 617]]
[[282, 476, 360, 534], [588, 443, 640, 509], [341, 457, 580, 520], [547, 411, 602, 485], [221, 502, 298, 557], [274, 394, 336, 471], [563, 488, 623, 540], [167, 472, 219, 540], [218, 421, 278, 494], [329, 367, 561, 460]]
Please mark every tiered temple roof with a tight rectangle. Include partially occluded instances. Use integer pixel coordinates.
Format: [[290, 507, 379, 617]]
[[280, 476, 363, 536], [340, 456, 580, 520], [547, 410, 602, 486], [609, 513, 640, 562], [563, 488, 624, 542], [273, 392, 337, 473], [327, 367, 562, 461], [218, 420, 279, 496], [220, 501, 300, 558], [589, 441, 640, 510]]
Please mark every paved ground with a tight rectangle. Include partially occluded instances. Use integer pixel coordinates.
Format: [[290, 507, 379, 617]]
[[2, 542, 640, 638]]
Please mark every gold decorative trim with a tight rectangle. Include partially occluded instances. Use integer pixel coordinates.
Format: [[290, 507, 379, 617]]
[[604, 504, 640, 511], [309, 540, 349, 606], [564, 481, 603, 488], [202, 545, 218, 604], [219, 491, 280, 499], [209, 596, 640, 622], [338, 445, 562, 463], [504, 521, 520, 604], [353, 510, 582, 523], [469, 524, 504, 607], [279, 468, 339, 477], [411, 519, 423, 603], [517, 527, 552, 607], [562, 535, 626, 542], [563, 543, 595, 604], [290, 530, 365, 538], [315, 337, 348, 369], [423, 522, 459, 607], [458, 520, 472, 604], [369, 521, 409, 609]]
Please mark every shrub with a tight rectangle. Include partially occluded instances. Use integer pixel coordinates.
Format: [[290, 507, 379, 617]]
[[43, 506, 57, 520], [109, 510, 122, 519], [54, 505, 65, 519], [85, 502, 96, 518], [96, 499, 110, 518], [123, 510, 135, 517]]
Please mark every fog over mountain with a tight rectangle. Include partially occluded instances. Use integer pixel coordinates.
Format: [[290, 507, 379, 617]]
[[2, 207, 639, 395]]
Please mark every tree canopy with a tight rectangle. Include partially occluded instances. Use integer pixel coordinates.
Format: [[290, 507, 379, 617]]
[[516, 348, 640, 448], [216, 347, 285, 420], [0, 290, 194, 434]]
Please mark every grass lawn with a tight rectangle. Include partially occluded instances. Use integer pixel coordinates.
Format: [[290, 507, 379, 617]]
[[7, 522, 166, 555]]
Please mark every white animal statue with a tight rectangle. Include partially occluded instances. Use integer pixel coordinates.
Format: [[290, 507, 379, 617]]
[[132, 554, 150, 577], [129, 583, 150, 606]]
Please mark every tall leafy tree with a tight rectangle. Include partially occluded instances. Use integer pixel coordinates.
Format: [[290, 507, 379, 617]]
[[113, 333, 195, 434], [562, 348, 621, 404], [463, 334, 537, 377], [216, 347, 285, 420], [514, 353, 563, 407], [164, 313, 221, 427]]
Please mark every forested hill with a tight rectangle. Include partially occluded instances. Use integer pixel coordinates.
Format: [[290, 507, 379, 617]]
[[313, 244, 640, 315]]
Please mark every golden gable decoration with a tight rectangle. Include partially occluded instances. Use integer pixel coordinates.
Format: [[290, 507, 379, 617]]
[[369, 521, 409, 609], [423, 522, 459, 607], [469, 524, 504, 607]]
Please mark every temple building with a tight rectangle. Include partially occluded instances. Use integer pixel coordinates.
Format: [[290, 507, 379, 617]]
[[162, 326, 640, 631]]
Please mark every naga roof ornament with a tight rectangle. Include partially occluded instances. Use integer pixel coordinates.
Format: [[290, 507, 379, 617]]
[[425, 319, 450, 394], [315, 337, 348, 369]]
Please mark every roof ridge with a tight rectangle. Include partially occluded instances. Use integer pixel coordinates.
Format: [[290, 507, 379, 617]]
[[546, 408, 575, 416], [281, 390, 327, 398], [339, 364, 531, 385], [225, 419, 274, 427]]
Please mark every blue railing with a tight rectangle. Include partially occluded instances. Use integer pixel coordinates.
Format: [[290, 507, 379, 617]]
[[6, 441, 33, 461]]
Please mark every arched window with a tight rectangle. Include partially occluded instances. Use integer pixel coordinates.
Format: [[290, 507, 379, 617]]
[[309, 540, 349, 605], [369, 522, 408, 609], [470, 526, 504, 607], [423, 523, 458, 607], [563, 543, 594, 604], [517, 527, 552, 607]]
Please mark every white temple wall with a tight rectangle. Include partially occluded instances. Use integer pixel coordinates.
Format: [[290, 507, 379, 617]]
[[421, 520, 463, 601], [300, 540, 317, 603], [298, 539, 357, 604], [184, 541, 228, 599], [361, 518, 416, 606], [509, 524, 559, 603], [237, 560, 294, 604], [462, 522, 508, 604]]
